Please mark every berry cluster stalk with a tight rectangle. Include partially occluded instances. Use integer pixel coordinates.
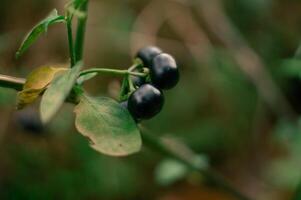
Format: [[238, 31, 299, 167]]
[[79, 67, 146, 77]]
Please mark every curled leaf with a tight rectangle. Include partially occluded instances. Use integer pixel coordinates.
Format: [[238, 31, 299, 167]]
[[17, 66, 67, 109]]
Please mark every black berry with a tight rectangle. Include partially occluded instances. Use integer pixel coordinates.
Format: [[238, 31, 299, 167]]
[[131, 69, 146, 87], [136, 46, 162, 67], [128, 84, 164, 120], [150, 53, 179, 90]]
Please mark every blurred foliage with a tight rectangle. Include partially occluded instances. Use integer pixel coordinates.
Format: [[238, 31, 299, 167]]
[[1, 0, 301, 200]]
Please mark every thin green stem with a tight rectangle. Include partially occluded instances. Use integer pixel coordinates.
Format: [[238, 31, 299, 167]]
[[128, 74, 135, 92], [79, 68, 146, 77], [141, 128, 252, 200], [66, 16, 76, 66], [128, 62, 143, 72], [0, 75, 25, 91], [119, 76, 129, 101], [74, 0, 88, 62]]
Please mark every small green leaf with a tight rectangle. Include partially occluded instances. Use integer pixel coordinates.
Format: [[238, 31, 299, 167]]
[[16, 66, 67, 109], [40, 62, 83, 124], [279, 59, 301, 79], [74, 95, 141, 156], [155, 159, 188, 186], [155, 155, 209, 186], [16, 9, 65, 58]]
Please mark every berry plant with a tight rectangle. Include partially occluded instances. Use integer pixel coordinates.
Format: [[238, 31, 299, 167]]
[[0, 0, 252, 199]]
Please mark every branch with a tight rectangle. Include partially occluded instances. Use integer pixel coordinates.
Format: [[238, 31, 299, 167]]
[[0, 74, 25, 91]]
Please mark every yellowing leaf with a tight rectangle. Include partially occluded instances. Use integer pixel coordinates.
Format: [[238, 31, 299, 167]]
[[17, 88, 43, 109], [23, 66, 67, 90], [17, 66, 67, 109]]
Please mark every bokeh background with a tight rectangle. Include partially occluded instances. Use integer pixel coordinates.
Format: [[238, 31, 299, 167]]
[[1, 0, 301, 199]]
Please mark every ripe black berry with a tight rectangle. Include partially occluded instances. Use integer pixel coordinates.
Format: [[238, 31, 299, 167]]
[[128, 84, 164, 120], [150, 53, 179, 90], [131, 69, 146, 87], [136, 46, 162, 67], [131, 75, 145, 87]]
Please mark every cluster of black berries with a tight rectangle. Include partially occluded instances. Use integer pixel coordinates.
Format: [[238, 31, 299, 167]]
[[122, 46, 179, 121]]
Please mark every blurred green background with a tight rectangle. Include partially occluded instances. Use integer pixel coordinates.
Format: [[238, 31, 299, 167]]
[[1, 0, 301, 199]]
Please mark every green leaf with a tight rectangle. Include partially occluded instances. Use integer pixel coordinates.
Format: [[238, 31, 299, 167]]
[[16, 66, 67, 109], [279, 59, 301, 78], [155, 155, 209, 186], [74, 95, 141, 156], [16, 9, 65, 58], [40, 62, 83, 124], [155, 159, 188, 186]]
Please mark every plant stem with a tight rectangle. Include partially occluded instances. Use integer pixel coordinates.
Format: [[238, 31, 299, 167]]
[[128, 74, 135, 91], [74, 0, 88, 62], [79, 68, 146, 77], [0, 75, 25, 91], [0, 66, 146, 91], [119, 76, 130, 101], [141, 129, 253, 200], [128, 62, 143, 72], [66, 16, 76, 66]]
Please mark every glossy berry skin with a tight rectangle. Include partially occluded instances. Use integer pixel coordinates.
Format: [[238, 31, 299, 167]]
[[136, 46, 162, 67], [131, 69, 146, 87], [119, 100, 141, 123], [128, 84, 164, 120], [131, 75, 145, 87], [150, 53, 179, 90]]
